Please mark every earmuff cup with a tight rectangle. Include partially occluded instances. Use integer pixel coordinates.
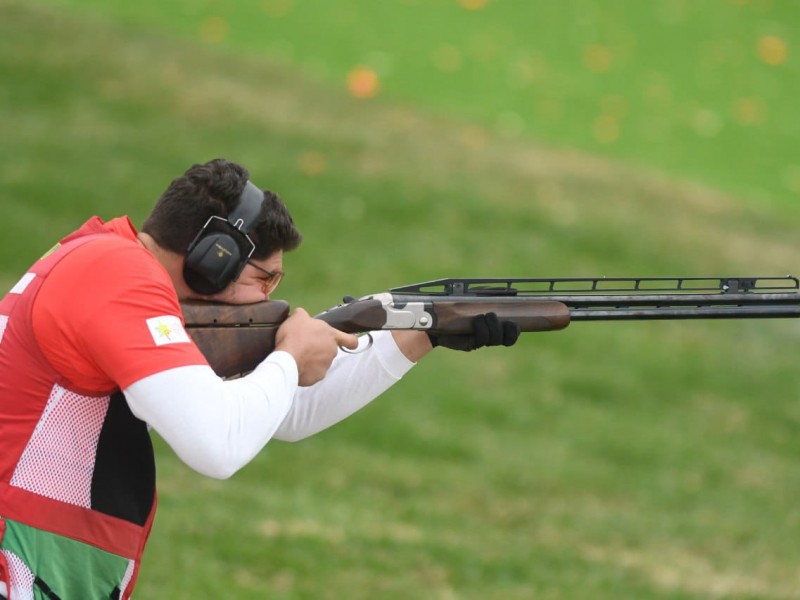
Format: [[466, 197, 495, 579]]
[[183, 181, 264, 295], [183, 225, 249, 295]]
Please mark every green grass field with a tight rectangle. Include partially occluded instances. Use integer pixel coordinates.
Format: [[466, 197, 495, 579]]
[[1, 1, 800, 598]]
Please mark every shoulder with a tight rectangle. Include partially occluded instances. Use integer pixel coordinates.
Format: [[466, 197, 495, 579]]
[[37, 233, 179, 328], [32, 234, 203, 392], [59, 235, 172, 293]]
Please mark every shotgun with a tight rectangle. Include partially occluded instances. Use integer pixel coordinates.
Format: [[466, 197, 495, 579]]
[[181, 276, 800, 378]]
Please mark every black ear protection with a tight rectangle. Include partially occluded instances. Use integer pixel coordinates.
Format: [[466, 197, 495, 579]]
[[183, 181, 264, 295]]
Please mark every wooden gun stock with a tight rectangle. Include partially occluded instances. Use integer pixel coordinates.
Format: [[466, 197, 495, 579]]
[[181, 297, 570, 378], [182, 300, 289, 378]]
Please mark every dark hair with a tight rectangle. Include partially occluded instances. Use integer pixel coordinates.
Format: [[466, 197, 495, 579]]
[[141, 158, 302, 259]]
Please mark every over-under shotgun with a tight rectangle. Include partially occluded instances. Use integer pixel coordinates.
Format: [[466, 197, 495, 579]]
[[181, 276, 800, 377]]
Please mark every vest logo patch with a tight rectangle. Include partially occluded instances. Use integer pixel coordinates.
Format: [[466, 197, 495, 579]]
[[146, 315, 191, 346], [40, 242, 62, 260]]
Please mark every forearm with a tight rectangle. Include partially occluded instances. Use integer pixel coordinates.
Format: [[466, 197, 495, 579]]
[[391, 330, 433, 362], [124, 352, 298, 479], [124, 332, 417, 472], [274, 330, 416, 441]]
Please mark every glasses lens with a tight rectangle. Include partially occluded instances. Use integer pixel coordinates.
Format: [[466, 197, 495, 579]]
[[249, 261, 283, 295], [263, 271, 283, 294]]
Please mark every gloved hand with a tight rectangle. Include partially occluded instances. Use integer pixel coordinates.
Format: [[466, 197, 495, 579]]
[[428, 313, 521, 351]]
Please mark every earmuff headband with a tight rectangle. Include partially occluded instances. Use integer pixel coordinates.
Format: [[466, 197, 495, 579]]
[[227, 181, 263, 234]]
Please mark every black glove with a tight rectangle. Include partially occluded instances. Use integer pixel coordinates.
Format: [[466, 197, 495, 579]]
[[428, 313, 520, 351]]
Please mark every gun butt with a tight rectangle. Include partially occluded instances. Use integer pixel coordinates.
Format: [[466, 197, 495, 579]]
[[181, 300, 290, 378], [187, 326, 281, 378]]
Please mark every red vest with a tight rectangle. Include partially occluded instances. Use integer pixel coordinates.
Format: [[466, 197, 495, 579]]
[[0, 233, 156, 598]]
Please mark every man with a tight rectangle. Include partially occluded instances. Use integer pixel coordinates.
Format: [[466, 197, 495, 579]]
[[0, 158, 518, 599]]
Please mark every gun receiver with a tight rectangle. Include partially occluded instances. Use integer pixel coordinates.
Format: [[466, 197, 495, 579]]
[[183, 276, 800, 377]]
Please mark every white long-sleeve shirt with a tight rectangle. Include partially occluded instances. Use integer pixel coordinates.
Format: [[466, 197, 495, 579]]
[[124, 331, 414, 479]]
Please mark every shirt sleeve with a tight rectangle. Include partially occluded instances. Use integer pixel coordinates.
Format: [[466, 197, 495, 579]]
[[33, 237, 208, 392], [124, 352, 299, 479], [274, 330, 416, 442]]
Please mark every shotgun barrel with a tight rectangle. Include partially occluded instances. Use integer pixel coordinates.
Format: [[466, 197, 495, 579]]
[[183, 276, 800, 377]]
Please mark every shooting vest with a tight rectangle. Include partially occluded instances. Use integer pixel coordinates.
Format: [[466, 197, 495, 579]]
[[0, 232, 156, 599]]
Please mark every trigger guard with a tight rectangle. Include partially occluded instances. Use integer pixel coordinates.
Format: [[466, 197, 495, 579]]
[[340, 333, 374, 354]]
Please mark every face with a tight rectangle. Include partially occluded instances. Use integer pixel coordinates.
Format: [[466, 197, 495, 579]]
[[207, 250, 284, 304]]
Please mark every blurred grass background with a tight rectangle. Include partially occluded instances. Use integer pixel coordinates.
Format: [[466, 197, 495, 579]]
[[1, 0, 799, 598]]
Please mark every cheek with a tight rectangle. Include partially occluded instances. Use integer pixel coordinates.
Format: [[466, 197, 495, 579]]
[[207, 282, 265, 304], [205, 286, 237, 302], [235, 282, 270, 303]]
